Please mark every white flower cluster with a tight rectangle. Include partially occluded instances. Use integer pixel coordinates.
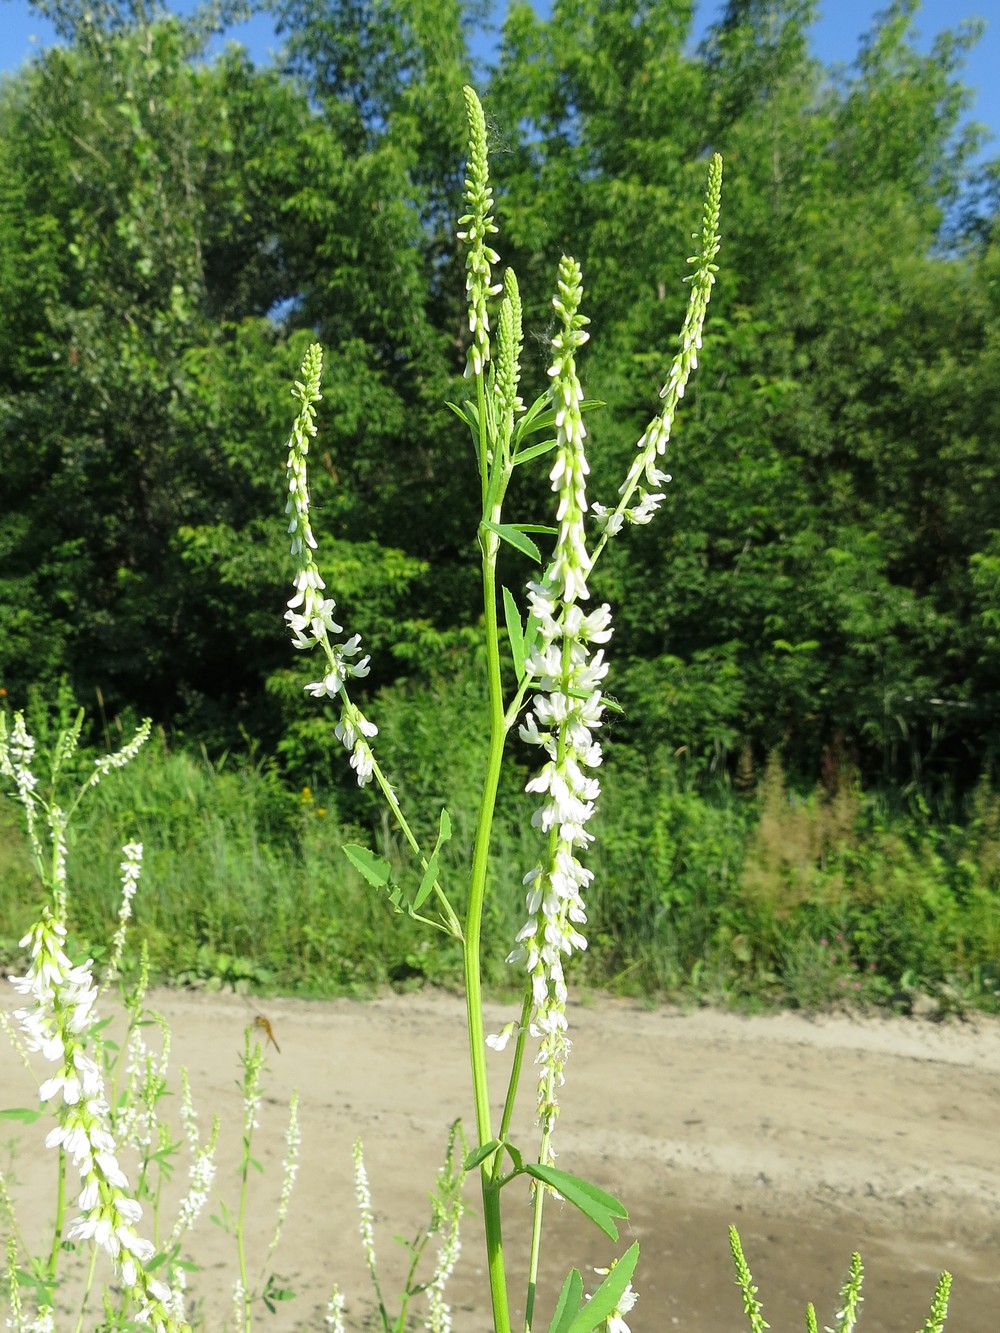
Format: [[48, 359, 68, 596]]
[[591, 155, 722, 544], [170, 1137, 216, 1242], [325, 1288, 347, 1332], [284, 343, 378, 787], [104, 840, 143, 984], [505, 258, 613, 1144], [9, 912, 176, 1328], [458, 86, 501, 377], [89, 719, 152, 786], [353, 1138, 378, 1278], [424, 1132, 465, 1333], [266, 1090, 300, 1261], [0, 713, 40, 856]]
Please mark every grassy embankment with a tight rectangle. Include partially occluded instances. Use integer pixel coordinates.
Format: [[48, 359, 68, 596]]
[[2, 693, 998, 1013]]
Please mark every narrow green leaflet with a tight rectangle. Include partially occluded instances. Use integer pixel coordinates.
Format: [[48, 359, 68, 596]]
[[513, 436, 558, 466], [524, 1165, 628, 1241], [342, 844, 392, 888], [0, 1108, 42, 1124], [513, 398, 605, 447], [513, 389, 553, 442], [482, 520, 542, 565], [502, 586, 526, 679], [565, 1243, 639, 1333], [523, 611, 542, 661], [413, 808, 452, 911], [547, 1269, 585, 1333], [463, 1138, 501, 1171], [503, 1139, 524, 1172], [445, 399, 479, 433]]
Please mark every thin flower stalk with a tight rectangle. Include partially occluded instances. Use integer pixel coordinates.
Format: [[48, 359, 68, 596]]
[[284, 345, 376, 788], [115, 1009, 171, 1152], [457, 84, 501, 381], [103, 841, 143, 989], [834, 1253, 863, 1333], [0, 713, 42, 879], [352, 1138, 385, 1315], [234, 1029, 265, 1330], [590, 153, 723, 560], [5, 1237, 25, 1333], [165, 1266, 187, 1325], [230, 1280, 246, 1333], [283, 345, 461, 940], [324, 1288, 347, 1332], [424, 1123, 466, 1333], [169, 1071, 219, 1245], [266, 1090, 300, 1261], [507, 258, 617, 1332]]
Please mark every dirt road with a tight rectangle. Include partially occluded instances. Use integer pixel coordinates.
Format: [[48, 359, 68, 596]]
[[2, 989, 998, 1330]]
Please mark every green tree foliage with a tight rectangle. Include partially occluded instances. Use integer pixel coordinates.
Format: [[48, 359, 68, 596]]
[[0, 0, 470, 743], [1, 0, 998, 796], [486, 0, 998, 785]]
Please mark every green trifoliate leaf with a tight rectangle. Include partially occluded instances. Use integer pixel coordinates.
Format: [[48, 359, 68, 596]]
[[445, 400, 478, 434], [523, 611, 541, 660], [481, 521, 543, 564], [514, 390, 553, 441], [524, 1165, 628, 1241], [502, 1139, 524, 1172]]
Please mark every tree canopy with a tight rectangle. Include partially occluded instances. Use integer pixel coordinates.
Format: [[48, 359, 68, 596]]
[[1, 0, 998, 793]]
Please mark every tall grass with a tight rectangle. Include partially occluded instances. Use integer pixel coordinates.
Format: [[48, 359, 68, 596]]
[[3, 692, 997, 1013]]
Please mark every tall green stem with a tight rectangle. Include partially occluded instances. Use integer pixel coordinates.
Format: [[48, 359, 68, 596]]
[[465, 516, 513, 1333], [46, 1147, 66, 1282]]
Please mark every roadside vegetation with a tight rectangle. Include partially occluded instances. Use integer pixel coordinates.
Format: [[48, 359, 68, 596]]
[[2, 0, 999, 1015]]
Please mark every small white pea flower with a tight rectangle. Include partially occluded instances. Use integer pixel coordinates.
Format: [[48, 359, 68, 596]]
[[626, 490, 666, 525], [284, 344, 383, 789], [485, 1022, 519, 1052]]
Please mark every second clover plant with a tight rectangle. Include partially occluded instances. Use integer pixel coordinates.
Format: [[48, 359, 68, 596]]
[[281, 87, 723, 1333]]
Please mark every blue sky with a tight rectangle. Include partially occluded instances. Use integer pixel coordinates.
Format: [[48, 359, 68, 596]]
[[1, 0, 996, 161]]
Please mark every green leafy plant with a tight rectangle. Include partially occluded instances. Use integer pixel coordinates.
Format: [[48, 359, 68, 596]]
[[277, 82, 721, 1333], [0, 711, 303, 1333], [1, 75, 960, 1333]]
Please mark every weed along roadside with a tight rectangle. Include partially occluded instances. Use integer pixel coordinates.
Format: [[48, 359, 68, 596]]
[[0, 68, 991, 1333]]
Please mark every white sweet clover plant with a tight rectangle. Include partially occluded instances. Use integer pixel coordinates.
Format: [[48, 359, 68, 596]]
[[1, 713, 292, 1333], [280, 86, 722, 1333], [0, 712, 186, 1332]]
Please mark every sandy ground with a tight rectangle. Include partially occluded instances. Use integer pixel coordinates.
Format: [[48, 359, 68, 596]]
[[2, 988, 999, 1331]]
